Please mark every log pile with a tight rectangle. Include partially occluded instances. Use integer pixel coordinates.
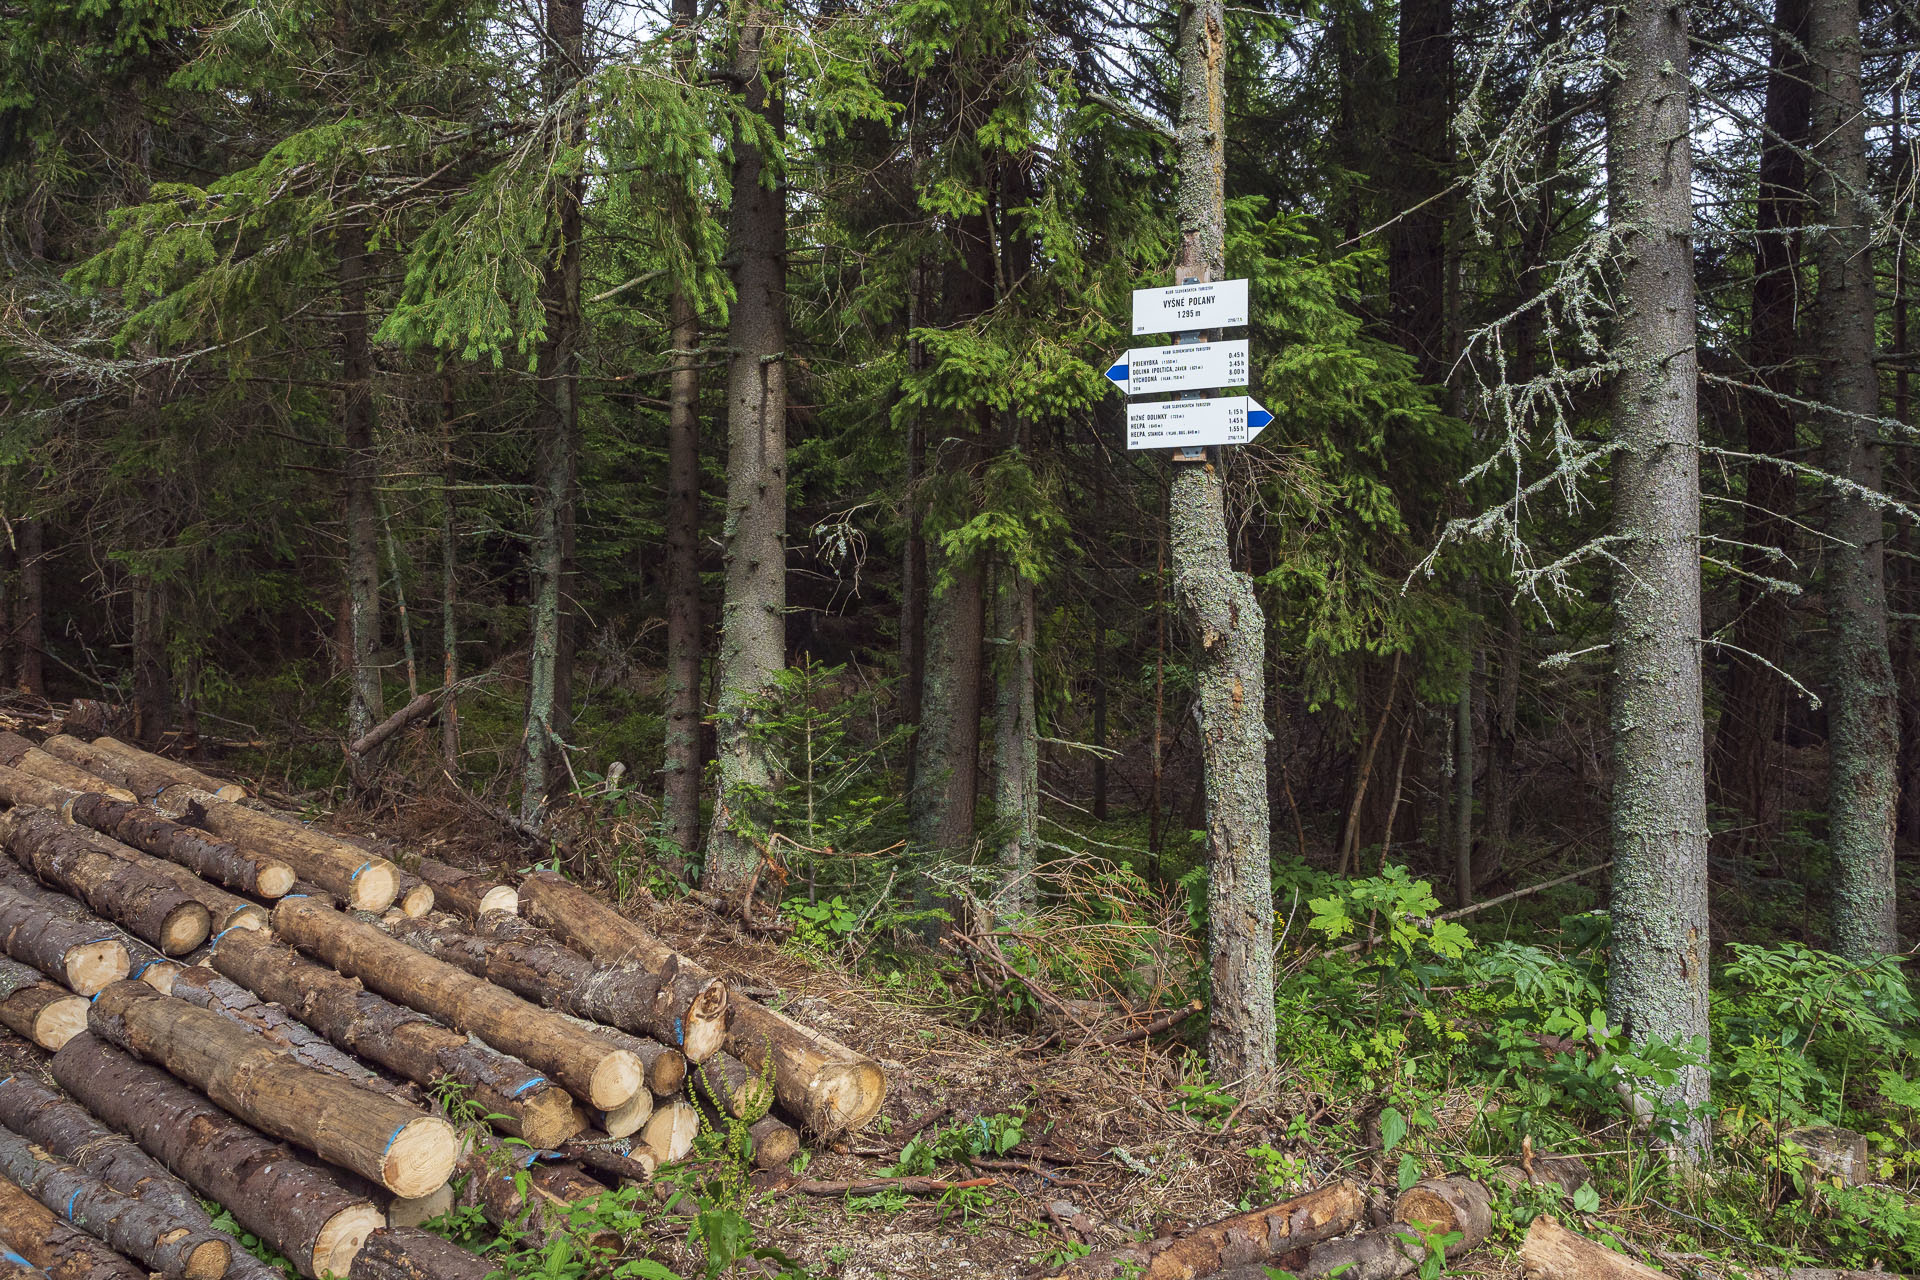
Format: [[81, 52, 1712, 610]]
[[0, 723, 883, 1280]]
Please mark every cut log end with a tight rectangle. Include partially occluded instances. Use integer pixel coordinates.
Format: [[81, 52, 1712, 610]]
[[65, 941, 131, 996], [133, 958, 181, 995], [348, 865, 400, 914], [213, 785, 248, 803], [819, 1061, 888, 1133], [749, 1116, 800, 1170], [380, 1118, 461, 1200], [477, 886, 518, 916], [641, 1100, 700, 1164], [588, 1052, 644, 1112], [398, 884, 435, 918], [30, 994, 87, 1050], [598, 1086, 655, 1140], [183, 1238, 231, 1280], [519, 1089, 587, 1151], [648, 1050, 688, 1098], [160, 902, 214, 956], [682, 1015, 726, 1065], [386, 1184, 455, 1230], [255, 863, 298, 899], [312, 1203, 386, 1280]]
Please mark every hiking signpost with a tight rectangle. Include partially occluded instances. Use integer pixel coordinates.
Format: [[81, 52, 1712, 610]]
[[1121, 278, 1261, 458]]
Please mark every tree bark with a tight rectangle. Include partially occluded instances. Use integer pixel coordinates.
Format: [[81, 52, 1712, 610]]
[[0, 738, 134, 804], [517, 870, 729, 1059], [1516, 1215, 1668, 1280], [60, 791, 293, 899], [1709, 0, 1810, 848], [72, 737, 243, 801], [0, 957, 86, 1050], [1453, 648, 1476, 906], [0, 877, 128, 994], [410, 859, 516, 920], [339, 223, 384, 786], [0, 1072, 277, 1280], [439, 378, 461, 774], [169, 965, 389, 1085], [1809, 0, 1899, 959], [152, 786, 396, 910], [704, 1, 790, 893], [0, 808, 210, 956], [1603, 0, 1711, 1157], [207, 925, 577, 1147], [50, 1033, 385, 1280], [269, 895, 641, 1111], [989, 556, 1038, 916], [1167, 0, 1277, 1103], [348, 1228, 492, 1280], [88, 979, 458, 1197], [13, 522, 42, 700], [1387, 0, 1450, 380], [1480, 603, 1522, 882], [49, 821, 264, 935], [130, 579, 168, 747], [0, 1166, 149, 1280]]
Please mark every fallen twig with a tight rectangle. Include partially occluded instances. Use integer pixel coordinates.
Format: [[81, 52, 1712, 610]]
[[751, 1172, 997, 1197]]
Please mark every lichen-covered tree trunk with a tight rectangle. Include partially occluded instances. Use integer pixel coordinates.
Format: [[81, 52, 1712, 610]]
[[990, 556, 1038, 915], [1709, 0, 1808, 848], [338, 223, 383, 766], [1170, 0, 1277, 1102], [521, 0, 586, 825], [704, 5, 789, 893], [1602, 0, 1710, 1158], [1809, 0, 1899, 959]]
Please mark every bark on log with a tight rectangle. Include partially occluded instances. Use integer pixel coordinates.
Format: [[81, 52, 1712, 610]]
[[88, 980, 458, 1198], [168, 966, 387, 1085], [50, 1032, 384, 1280], [64, 795, 293, 900], [0, 877, 129, 994], [0, 766, 75, 812], [0, 1246, 47, 1280], [1391, 1176, 1491, 1246], [516, 873, 730, 1062], [722, 994, 886, 1134], [558, 1019, 683, 1097], [0, 867, 172, 994], [348, 1228, 490, 1280], [152, 788, 395, 911], [550, 1140, 656, 1184], [207, 927, 576, 1147], [0, 1123, 230, 1280], [0, 737, 135, 805], [0, 1167, 149, 1280], [412, 862, 515, 920], [270, 896, 640, 1112], [748, 1115, 800, 1170], [690, 1051, 773, 1120], [1040, 1181, 1366, 1280], [78, 738, 244, 802], [0, 959, 85, 1050], [348, 695, 438, 760], [1219, 1177, 1493, 1280], [1516, 1215, 1667, 1280], [389, 874, 434, 918], [640, 1099, 699, 1163], [1, 808, 210, 955], [55, 823, 264, 934], [444, 1139, 609, 1247]]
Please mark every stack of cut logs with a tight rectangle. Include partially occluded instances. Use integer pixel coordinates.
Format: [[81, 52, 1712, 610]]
[[0, 725, 888, 1280]]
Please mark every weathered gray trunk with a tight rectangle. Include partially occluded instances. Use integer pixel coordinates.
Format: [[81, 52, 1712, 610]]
[[990, 555, 1038, 915], [1602, 0, 1711, 1157], [704, 5, 789, 893], [520, 0, 585, 825], [1453, 647, 1475, 906], [1170, 0, 1277, 1102], [1810, 0, 1899, 959], [1481, 604, 1521, 882], [339, 223, 384, 762]]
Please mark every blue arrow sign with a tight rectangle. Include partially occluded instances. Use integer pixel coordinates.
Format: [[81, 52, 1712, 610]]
[[1247, 404, 1274, 432], [1104, 361, 1129, 386]]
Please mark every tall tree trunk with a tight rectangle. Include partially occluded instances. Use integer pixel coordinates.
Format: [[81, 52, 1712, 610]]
[[1453, 647, 1475, 906], [661, 0, 705, 864], [338, 224, 383, 767], [14, 519, 42, 699], [521, 0, 585, 824], [704, 5, 789, 893], [1171, 0, 1277, 1102], [899, 266, 930, 788], [1895, 95, 1920, 846], [1710, 0, 1810, 848], [131, 579, 168, 746], [990, 553, 1038, 916], [1388, 0, 1450, 379], [440, 375, 460, 774], [1809, 0, 1899, 958], [1480, 602, 1521, 881], [1603, 0, 1710, 1158]]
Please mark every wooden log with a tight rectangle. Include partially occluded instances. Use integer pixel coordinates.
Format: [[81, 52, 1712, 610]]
[[550, 1140, 656, 1184], [0, 809, 209, 956], [1391, 1176, 1491, 1247], [384, 1184, 453, 1229], [561, 1019, 684, 1097], [207, 927, 577, 1148], [640, 1099, 699, 1164], [55, 823, 265, 934], [151, 788, 395, 911], [0, 1166, 148, 1280], [515, 873, 729, 1061], [690, 1051, 774, 1120], [348, 695, 438, 760], [1516, 1215, 1667, 1280], [0, 766, 75, 812], [378, 912, 702, 1103], [51, 1032, 384, 1280], [77, 739, 244, 803], [88, 980, 458, 1198], [389, 873, 434, 919], [443, 1138, 608, 1247], [168, 966, 390, 1086], [412, 861, 515, 920], [348, 1227, 492, 1280], [0, 1123, 231, 1280], [0, 737, 135, 806], [1219, 1177, 1493, 1280], [0, 959, 86, 1050], [1041, 1181, 1366, 1280], [0, 878, 128, 995], [0, 1247, 47, 1280], [64, 794, 294, 900], [748, 1115, 800, 1170], [270, 896, 641, 1113], [589, 1087, 653, 1141], [0, 867, 171, 995]]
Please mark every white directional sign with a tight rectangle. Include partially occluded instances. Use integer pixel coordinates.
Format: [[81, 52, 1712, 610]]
[[1126, 396, 1273, 450], [1131, 278, 1249, 336], [1105, 340, 1249, 395]]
